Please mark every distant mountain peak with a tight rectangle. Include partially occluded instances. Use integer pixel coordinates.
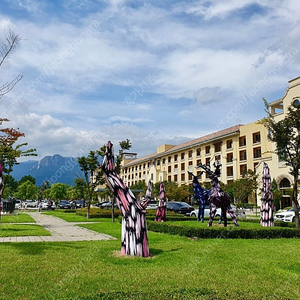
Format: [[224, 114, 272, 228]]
[[12, 154, 83, 186]]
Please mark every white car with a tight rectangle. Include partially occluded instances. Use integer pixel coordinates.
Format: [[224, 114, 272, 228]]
[[190, 205, 222, 218], [228, 205, 247, 219], [146, 201, 159, 210], [23, 200, 38, 208], [274, 207, 300, 222]]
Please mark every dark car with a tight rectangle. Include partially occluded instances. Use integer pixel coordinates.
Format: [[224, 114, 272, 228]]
[[57, 200, 71, 209], [166, 201, 194, 216], [75, 200, 86, 208], [100, 201, 118, 209]]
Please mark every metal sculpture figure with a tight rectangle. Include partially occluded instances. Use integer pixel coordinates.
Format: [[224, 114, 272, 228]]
[[155, 182, 166, 222], [197, 161, 239, 227], [188, 170, 211, 222], [102, 141, 152, 257], [260, 162, 274, 227]]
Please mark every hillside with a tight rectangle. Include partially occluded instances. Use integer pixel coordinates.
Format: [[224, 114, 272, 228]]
[[11, 154, 85, 186]]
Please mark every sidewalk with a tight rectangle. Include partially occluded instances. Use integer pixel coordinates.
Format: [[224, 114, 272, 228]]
[[0, 212, 116, 243]]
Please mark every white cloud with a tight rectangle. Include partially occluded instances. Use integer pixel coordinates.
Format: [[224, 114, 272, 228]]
[[1, 1, 300, 162]]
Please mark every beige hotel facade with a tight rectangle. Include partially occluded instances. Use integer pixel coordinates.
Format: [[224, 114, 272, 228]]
[[120, 76, 300, 208]]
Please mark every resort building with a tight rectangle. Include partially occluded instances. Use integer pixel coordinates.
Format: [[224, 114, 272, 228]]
[[121, 76, 300, 209]]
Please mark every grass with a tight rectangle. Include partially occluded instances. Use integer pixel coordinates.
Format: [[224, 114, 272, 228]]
[[0, 224, 51, 237], [0, 213, 36, 223], [0, 211, 299, 299], [42, 210, 101, 222]]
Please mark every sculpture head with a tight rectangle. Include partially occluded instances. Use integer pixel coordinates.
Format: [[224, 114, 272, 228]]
[[102, 141, 115, 173]]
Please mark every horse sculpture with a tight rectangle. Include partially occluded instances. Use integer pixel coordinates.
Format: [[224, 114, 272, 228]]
[[188, 170, 211, 222], [155, 182, 166, 222], [197, 162, 239, 227], [102, 141, 152, 257]]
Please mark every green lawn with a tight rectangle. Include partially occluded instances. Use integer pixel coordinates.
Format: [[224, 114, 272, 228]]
[[0, 212, 299, 299], [0, 213, 36, 223], [42, 210, 101, 222], [0, 224, 51, 237]]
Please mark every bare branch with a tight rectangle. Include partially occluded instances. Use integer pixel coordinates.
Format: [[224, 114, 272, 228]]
[[0, 73, 24, 99], [0, 29, 23, 99], [0, 29, 21, 67]]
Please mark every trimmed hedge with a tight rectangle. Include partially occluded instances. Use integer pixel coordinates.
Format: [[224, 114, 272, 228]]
[[147, 221, 300, 239], [75, 208, 121, 219]]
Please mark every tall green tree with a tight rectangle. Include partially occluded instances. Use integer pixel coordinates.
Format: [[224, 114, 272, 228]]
[[14, 180, 37, 200], [2, 175, 18, 198], [77, 151, 100, 219], [37, 181, 50, 200], [272, 179, 282, 212], [153, 181, 191, 203], [130, 180, 147, 199], [49, 183, 69, 201], [73, 178, 87, 200], [18, 175, 36, 186], [230, 169, 258, 209], [261, 98, 300, 228]]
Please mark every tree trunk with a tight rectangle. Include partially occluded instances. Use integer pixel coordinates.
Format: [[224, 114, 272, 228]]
[[292, 176, 299, 229], [111, 197, 115, 222]]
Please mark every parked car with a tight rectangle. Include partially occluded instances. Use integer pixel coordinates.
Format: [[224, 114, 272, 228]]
[[57, 200, 71, 209], [190, 205, 222, 218], [41, 200, 56, 210], [166, 201, 194, 216], [101, 201, 118, 209], [24, 200, 38, 208], [228, 205, 246, 219], [75, 200, 86, 208], [15, 200, 22, 209], [146, 200, 158, 210], [274, 207, 300, 222]]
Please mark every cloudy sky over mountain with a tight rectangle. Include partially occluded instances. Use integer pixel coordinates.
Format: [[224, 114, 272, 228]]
[[1, 0, 300, 160]]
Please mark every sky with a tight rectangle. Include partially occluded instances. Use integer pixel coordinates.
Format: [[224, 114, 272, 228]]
[[1, 0, 300, 161]]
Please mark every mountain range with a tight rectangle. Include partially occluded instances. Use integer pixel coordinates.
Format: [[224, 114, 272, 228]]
[[11, 154, 85, 186]]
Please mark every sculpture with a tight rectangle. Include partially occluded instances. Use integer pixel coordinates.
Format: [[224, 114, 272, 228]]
[[197, 162, 239, 227], [260, 162, 274, 227], [0, 160, 3, 222], [155, 182, 166, 222], [188, 171, 210, 222], [102, 141, 152, 257]]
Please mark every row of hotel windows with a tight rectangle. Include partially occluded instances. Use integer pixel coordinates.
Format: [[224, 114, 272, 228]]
[[124, 160, 260, 184], [124, 159, 261, 182], [123, 146, 262, 175], [124, 133, 261, 173]]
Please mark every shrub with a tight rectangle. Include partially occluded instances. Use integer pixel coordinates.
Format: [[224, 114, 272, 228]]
[[75, 208, 121, 218], [147, 221, 299, 239]]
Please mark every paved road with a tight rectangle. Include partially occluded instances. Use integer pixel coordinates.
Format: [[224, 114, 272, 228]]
[[0, 212, 116, 243]]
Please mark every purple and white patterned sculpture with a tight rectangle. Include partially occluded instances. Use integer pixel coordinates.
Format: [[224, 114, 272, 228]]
[[155, 182, 166, 222], [188, 170, 210, 222], [102, 141, 152, 257], [260, 162, 274, 227], [0, 160, 3, 226], [197, 162, 238, 227]]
